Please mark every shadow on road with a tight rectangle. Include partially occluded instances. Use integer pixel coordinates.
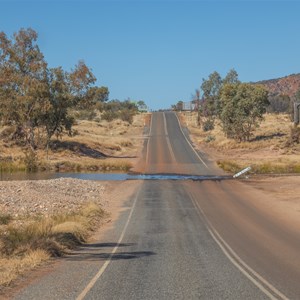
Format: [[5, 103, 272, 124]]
[[65, 251, 156, 262], [80, 242, 135, 249]]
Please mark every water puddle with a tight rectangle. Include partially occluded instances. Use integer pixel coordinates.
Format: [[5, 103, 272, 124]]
[[0, 171, 231, 181]]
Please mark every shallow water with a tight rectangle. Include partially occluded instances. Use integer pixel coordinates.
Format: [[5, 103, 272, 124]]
[[0, 171, 230, 181]]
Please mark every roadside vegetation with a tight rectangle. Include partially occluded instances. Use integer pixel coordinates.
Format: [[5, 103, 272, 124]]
[[175, 69, 300, 174], [0, 28, 148, 173], [0, 202, 106, 287]]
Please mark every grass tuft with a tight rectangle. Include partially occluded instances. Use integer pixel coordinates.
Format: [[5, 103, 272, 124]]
[[0, 214, 12, 225], [0, 249, 49, 286], [0, 202, 107, 287]]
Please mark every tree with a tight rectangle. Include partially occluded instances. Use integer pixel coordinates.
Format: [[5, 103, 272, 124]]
[[0, 28, 104, 153], [42, 61, 99, 149], [267, 94, 291, 113], [137, 100, 147, 112], [0, 28, 48, 149], [201, 71, 222, 119], [220, 83, 269, 141], [223, 68, 240, 85]]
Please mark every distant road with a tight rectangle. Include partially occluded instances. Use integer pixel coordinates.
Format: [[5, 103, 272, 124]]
[[15, 112, 300, 299]]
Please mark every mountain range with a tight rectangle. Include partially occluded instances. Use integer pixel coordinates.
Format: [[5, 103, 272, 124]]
[[256, 73, 300, 98]]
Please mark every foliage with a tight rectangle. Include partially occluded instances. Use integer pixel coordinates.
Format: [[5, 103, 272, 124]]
[[199, 69, 240, 131], [287, 126, 300, 145], [0, 28, 48, 150], [220, 83, 269, 141], [100, 99, 138, 123], [0, 213, 12, 225], [205, 135, 215, 143], [173, 101, 183, 111], [23, 149, 38, 171], [267, 94, 292, 113], [0, 203, 105, 257], [203, 119, 215, 131], [200, 71, 222, 119], [0, 28, 108, 153]]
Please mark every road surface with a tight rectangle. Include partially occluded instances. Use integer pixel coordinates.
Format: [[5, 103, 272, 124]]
[[14, 112, 300, 299]]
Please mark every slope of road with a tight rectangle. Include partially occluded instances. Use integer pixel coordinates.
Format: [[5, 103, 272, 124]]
[[135, 111, 222, 175], [12, 112, 300, 300]]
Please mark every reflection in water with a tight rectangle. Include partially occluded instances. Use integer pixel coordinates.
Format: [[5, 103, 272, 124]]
[[0, 171, 231, 181]]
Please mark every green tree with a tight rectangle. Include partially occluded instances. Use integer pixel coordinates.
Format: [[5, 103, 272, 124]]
[[220, 83, 269, 141], [42, 61, 98, 149], [201, 71, 222, 119], [0, 28, 48, 149], [223, 68, 240, 85]]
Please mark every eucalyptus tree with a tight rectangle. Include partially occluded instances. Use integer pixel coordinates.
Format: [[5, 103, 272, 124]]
[[220, 83, 269, 141], [0, 28, 48, 149]]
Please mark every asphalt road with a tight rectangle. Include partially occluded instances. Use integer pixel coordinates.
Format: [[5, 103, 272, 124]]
[[14, 112, 299, 299]]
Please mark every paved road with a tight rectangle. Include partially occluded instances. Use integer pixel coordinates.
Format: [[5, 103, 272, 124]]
[[14, 112, 299, 299]]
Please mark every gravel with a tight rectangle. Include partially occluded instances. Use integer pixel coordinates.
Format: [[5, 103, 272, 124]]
[[0, 178, 107, 217]]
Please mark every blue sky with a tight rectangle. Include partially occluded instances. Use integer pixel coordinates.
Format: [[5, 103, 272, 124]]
[[1, 0, 300, 110]]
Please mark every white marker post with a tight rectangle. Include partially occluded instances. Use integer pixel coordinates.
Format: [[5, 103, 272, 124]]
[[233, 166, 251, 178]]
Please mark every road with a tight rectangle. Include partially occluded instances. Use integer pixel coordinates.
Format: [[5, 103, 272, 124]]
[[14, 112, 300, 299]]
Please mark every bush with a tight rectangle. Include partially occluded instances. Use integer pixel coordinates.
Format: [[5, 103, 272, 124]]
[[119, 109, 134, 124], [101, 111, 118, 122], [267, 94, 292, 113], [287, 126, 300, 145], [203, 119, 215, 131], [75, 109, 97, 121], [0, 213, 12, 225], [23, 150, 38, 172], [205, 135, 215, 143]]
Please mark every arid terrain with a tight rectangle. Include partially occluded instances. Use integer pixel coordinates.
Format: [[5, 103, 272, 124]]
[[1, 111, 300, 295], [180, 111, 300, 173], [179, 110, 300, 230], [0, 113, 148, 172]]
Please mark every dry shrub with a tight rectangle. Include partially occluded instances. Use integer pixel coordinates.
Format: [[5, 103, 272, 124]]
[[0, 249, 49, 286], [287, 126, 300, 146], [119, 140, 133, 147], [0, 213, 12, 225], [217, 160, 242, 173], [0, 203, 105, 258]]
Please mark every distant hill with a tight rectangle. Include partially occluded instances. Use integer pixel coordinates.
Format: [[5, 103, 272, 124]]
[[256, 73, 300, 98]]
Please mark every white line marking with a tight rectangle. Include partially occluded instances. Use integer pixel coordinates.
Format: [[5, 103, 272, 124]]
[[163, 112, 176, 162], [76, 188, 141, 300], [146, 113, 153, 166], [190, 193, 288, 300], [174, 113, 209, 169]]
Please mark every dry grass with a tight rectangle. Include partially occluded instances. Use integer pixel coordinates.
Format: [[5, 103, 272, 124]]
[[0, 249, 49, 287], [180, 112, 300, 174], [0, 113, 147, 172], [0, 202, 106, 287]]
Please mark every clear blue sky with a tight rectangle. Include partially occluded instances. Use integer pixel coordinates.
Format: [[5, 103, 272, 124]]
[[1, 0, 300, 110]]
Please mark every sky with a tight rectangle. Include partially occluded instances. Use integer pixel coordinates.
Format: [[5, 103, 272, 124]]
[[1, 0, 300, 110]]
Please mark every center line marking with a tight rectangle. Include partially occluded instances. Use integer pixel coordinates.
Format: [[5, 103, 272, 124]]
[[163, 112, 176, 162]]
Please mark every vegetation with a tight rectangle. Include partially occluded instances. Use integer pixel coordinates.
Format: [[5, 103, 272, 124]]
[[0, 28, 146, 171], [188, 69, 269, 141], [180, 111, 300, 175], [0, 202, 106, 286], [220, 83, 269, 141], [0, 29, 104, 151]]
